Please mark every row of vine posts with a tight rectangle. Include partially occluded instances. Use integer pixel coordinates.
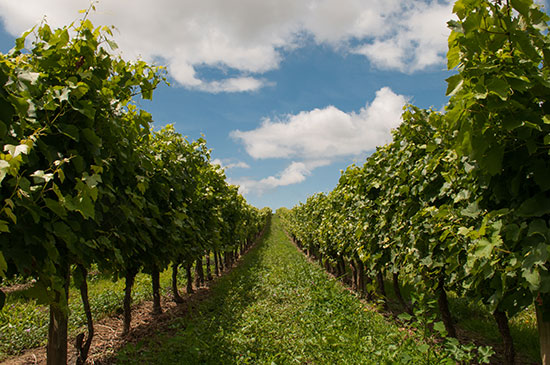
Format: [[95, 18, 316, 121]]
[[282, 0, 550, 364], [0, 8, 271, 365]]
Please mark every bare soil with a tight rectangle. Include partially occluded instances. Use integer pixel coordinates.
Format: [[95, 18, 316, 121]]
[[0, 281, 36, 295]]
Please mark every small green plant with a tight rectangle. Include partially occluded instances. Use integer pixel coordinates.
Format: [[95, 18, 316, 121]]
[[397, 293, 494, 364]]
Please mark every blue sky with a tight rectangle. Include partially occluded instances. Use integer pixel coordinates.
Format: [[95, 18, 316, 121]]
[[0, 0, 503, 209]]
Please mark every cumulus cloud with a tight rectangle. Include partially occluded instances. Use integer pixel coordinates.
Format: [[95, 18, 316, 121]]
[[212, 158, 250, 170], [259, 160, 330, 188], [0, 0, 454, 91], [230, 160, 330, 195], [229, 87, 407, 194], [231, 87, 407, 160], [198, 77, 269, 93], [353, 1, 454, 72], [303, 0, 402, 44]]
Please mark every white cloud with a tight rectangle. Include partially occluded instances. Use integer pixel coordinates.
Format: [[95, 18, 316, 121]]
[[211, 159, 223, 168], [0, 0, 454, 91], [231, 87, 407, 160], [260, 162, 310, 189], [230, 160, 330, 195], [229, 87, 406, 195], [259, 160, 329, 188], [303, 0, 401, 44], [212, 158, 250, 170], [353, 1, 454, 72], [355, 39, 407, 70], [198, 77, 269, 93]]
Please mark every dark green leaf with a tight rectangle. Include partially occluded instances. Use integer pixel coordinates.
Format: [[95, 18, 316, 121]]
[[517, 194, 550, 217], [483, 146, 504, 176], [7, 95, 29, 117], [53, 221, 77, 245], [487, 78, 509, 100], [74, 100, 96, 119], [70, 82, 90, 99], [81, 128, 102, 147], [510, 0, 531, 18], [503, 223, 521, 243], [527, 219, 548, 239], [514, 30, 540, 60], [0, 251, 7, 276], [44, 198, 67, 218], [57, 123, 80, 141], [533, 160, 550, 191], [75, 195, 95, 219], [72, 155, 85, 173], [0, 96, 14, 126], [24, 281, 52, 305], [502, 117, 523, 131]]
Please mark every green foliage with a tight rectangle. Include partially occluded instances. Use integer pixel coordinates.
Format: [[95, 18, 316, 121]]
[[284, 0, 549, 361], [0, 15, 166, 306], [445, 0, 550, 316], [0, 12, 269, 363]]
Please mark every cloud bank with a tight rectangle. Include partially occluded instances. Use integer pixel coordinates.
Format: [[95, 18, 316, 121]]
[[0, 0, 454, 91], [230, 87, 407, 194]]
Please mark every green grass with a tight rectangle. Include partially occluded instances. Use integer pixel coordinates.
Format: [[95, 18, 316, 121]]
[[115, 216, 432, 364], [0, 265, 186, 361]]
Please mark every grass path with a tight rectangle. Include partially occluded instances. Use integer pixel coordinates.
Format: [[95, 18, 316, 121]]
[[115, 216, 426, 364]]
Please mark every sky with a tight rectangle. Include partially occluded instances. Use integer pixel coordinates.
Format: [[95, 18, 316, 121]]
[[1, 0, 542, 210]]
